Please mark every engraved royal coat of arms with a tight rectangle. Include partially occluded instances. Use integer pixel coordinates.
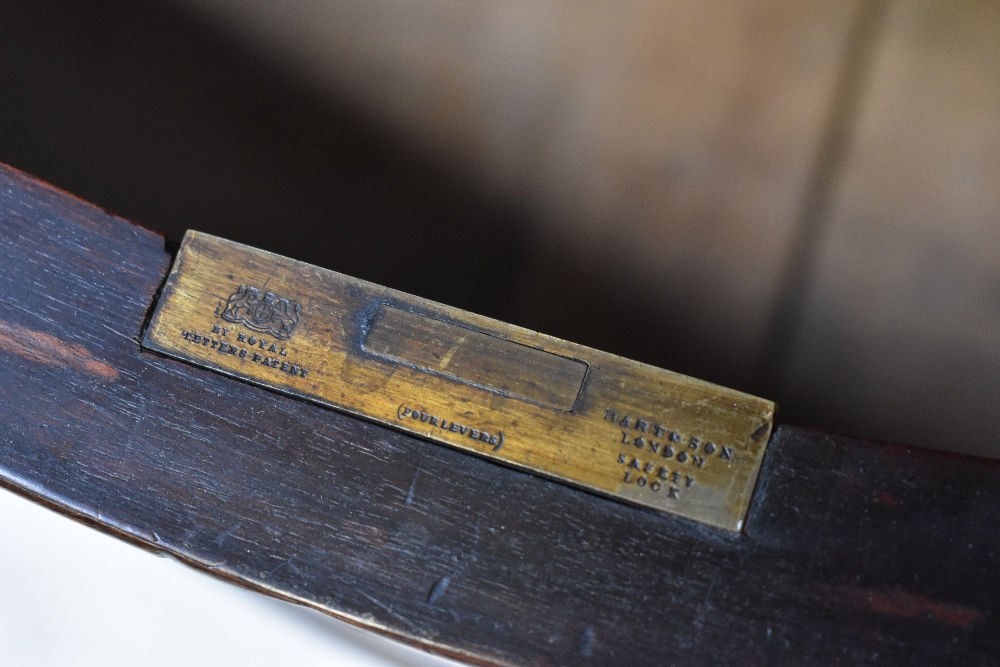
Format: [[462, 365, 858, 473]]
[[220, 284, 300, 339]]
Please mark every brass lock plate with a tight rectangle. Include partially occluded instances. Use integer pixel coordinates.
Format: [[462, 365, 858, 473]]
[[143, 232, 775, 531]]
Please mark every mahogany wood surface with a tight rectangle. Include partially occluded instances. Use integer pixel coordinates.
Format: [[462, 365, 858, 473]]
[[1, 163, 998, 665]]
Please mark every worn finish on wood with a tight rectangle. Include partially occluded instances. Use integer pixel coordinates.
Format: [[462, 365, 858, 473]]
[[1, 164, 999, 665], [144, 232, 774, 531]]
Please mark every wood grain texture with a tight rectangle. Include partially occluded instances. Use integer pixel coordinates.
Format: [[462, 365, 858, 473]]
[[1, 163, 999, 665]]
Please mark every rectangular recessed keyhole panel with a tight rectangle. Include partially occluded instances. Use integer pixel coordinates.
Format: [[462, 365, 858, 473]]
[[143, 231, 776, 531], [363, 305, 587, 411]]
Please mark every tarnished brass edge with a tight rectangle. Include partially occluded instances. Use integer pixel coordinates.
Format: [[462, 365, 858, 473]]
[[142, 231, 776, 532], [143, 333, 770, 533]]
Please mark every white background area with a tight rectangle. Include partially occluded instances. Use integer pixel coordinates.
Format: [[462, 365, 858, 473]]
[[0, 487, 460, 666]]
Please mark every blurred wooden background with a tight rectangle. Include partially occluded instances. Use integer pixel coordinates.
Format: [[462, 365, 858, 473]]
[[1, 0, 998, 456]]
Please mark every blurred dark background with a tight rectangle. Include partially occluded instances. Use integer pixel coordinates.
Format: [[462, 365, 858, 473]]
[[1, 0, 998, 456]]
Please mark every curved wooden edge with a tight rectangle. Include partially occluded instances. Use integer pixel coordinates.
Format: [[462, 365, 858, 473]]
[[1, 162, 998, 666]]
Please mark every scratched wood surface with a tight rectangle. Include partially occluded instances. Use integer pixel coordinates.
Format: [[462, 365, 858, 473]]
[[1, 164, 999, 665]]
